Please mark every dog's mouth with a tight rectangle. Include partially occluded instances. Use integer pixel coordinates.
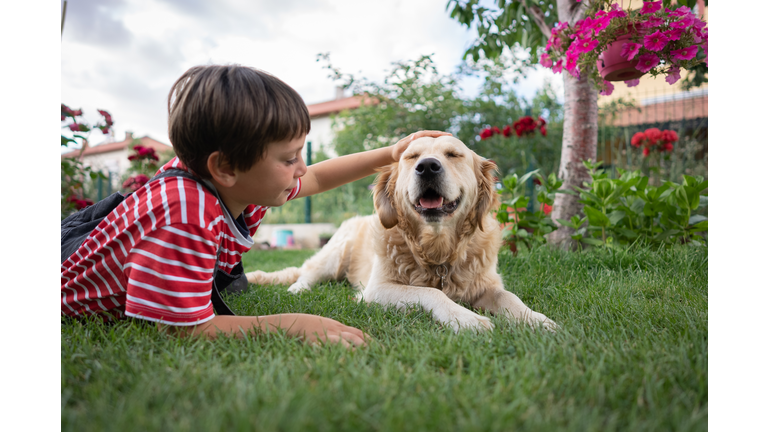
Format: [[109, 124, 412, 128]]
[[413, 188, 461, 217]]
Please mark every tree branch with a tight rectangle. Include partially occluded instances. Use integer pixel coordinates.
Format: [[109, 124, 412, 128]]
[[521, 2, 552, 36]]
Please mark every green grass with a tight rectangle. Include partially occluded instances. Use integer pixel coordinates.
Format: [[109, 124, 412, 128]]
[[62, 246, 707, 432]]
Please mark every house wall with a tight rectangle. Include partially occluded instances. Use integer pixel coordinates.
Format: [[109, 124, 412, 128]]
[[306, 115, 339, 159]]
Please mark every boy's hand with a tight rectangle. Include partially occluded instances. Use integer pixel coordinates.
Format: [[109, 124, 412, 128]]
[[283, 314, 370, 348], [391, 130, 452, 162]]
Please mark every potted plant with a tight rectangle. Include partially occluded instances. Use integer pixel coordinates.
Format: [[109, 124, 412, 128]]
[[538, 0, 707, 95]]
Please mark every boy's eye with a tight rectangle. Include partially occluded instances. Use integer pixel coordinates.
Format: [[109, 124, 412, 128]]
[[287, 158, 298, 165]]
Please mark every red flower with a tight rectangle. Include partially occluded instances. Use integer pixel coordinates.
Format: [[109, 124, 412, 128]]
[[502, 125, 512, 137], [100, 126, 110, 134], [645, 128, 662, 145], [663, 142, 674, 152], [68, 123, 89, 132], [122, 174, 150, 192], [66, 195, 94, 210], [491, 126, 501, 136], [538, 117, 547, 126], [533, 178, 542, 186], [642, 147, 650, 157], [479, 128, 492, 140], [540, 126, 547, 137], [512, 116, 540, 137], [540, 203, 553, 215], [631, 132, 646, 147], [97, 109, 113, 126], [661, 130, 678, 143]]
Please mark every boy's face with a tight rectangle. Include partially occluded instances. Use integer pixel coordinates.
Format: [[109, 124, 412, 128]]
[[230, 135, 307, 209]]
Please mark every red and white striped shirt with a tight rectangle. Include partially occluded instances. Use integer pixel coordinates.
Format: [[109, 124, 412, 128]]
[[61, 157, 301, 325]]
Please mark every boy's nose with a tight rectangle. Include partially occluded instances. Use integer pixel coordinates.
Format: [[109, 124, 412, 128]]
[[296, 157, 308, 177]]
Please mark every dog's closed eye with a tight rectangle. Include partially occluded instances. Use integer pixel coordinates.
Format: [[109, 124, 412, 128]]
[[404, 153, 420, 160], [444, 151, 462, 158]]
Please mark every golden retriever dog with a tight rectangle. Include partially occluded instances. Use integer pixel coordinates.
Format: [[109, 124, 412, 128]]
[[246, 136, 557, 332]]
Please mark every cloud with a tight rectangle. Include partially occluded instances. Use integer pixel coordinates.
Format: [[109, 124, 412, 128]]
[[60, 0, 512, 147], [61, 0, 133, 47]]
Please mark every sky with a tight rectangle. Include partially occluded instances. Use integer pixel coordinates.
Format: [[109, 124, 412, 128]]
[[60, 0, 563, 150]]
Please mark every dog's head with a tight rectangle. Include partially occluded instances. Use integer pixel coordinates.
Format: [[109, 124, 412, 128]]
[[373, 136, 499, 233]]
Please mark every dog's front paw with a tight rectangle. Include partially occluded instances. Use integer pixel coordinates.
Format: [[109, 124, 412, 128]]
[[526, 310, 558, 332], [287, 280, 310, 294], [444, 308, 494, 333]]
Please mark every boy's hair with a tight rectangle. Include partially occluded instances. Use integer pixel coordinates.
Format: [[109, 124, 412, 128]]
[[167, 65, 311, 179]]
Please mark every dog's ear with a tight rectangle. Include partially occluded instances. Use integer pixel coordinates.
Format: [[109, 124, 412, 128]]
[[373, 163, 399, 229], [472, 155, 500, 232]]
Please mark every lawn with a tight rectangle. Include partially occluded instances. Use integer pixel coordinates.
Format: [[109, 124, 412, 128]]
[[61, 245, 707, 431]]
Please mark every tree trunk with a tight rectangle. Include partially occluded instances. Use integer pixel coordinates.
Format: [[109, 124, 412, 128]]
[[548, 0, 599, 249]]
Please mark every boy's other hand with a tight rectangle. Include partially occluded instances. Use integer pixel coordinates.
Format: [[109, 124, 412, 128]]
[[283, 314, 370, 348], [391, 130, 451, 162]]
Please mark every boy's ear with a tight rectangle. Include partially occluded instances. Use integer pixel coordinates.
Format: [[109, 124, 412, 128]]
[[373, 163, 399, 229], [207, 151, 237, 187]]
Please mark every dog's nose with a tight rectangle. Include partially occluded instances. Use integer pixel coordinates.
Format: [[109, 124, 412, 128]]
[[415, 158, 443, 177]]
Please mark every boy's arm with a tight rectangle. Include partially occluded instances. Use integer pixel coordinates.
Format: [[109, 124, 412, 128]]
[[296, 130, 450, 198], [163, 313, 369, 347]]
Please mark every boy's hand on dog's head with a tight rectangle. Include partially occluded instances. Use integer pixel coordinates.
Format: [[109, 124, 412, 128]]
[[391, 130, 452, 162]]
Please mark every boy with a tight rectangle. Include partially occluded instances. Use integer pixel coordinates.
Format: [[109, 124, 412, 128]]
[[61, 64, 449, 348]]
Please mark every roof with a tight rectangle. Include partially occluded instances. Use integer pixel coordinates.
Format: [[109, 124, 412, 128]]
[[306, 95, 377, 119], [61, 134, 172, 159]]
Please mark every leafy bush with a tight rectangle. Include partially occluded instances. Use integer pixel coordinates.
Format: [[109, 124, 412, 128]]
[[495, 170, 561, 253], [571, 160, 708, 248], [496, 160, 708, 251]]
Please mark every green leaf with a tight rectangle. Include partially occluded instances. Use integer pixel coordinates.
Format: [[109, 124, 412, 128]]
[[630, 198, 645, 215], [518, 169, 539, 187], [582, 238, 604, 246], [675, 187, 689, 210], [583, 205, 610, 228], [689, 220, 708, 232], [616, 228, 638, 239], [688, 215, 707, 225], [608, 210, 626, 225], [654, 229, 682, 241]]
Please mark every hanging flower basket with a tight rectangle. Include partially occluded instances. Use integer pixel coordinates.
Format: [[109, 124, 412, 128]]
[[598, 34, 645, 81], [539, 1, 708, 95]]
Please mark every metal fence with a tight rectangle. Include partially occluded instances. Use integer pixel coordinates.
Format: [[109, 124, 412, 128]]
[[597, 86, 708, 183]]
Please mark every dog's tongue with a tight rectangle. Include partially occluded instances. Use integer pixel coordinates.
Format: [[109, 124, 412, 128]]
[[419, 196, 444, 209]]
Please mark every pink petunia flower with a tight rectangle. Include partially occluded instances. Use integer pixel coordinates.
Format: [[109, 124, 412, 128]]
[[591, 16, 611, 35], [600, 81, 615, 96], [670, 45, 699, 61], [540, 53, 553, 68], [670, 6, 691, 17], [620, 42, 642, 60], [573, 36, 599, 54], [552, 59, 563, 74], [664, 28, 684, 41], [639, 16, 664, 29], [625, 79, 640, 87], [670, 16, 694, 29], [644, 31, 669, 51], [635, 53, 660, 73], [640, 1, 662, 15], [665, 66, 681, 85]]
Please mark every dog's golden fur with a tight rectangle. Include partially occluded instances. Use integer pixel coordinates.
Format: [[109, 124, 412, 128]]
[[246, 136, 556, 331]]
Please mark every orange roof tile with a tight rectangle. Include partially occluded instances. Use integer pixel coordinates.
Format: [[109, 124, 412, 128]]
[[306, 95, 377, 118]]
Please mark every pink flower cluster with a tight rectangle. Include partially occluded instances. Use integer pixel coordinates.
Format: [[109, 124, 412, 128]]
[[540, 1, 708, 94], [630, 127, 678, 157], [128, 145, 159, 162], [61, 105, 114, 135], [122, 174, 150, 192]]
